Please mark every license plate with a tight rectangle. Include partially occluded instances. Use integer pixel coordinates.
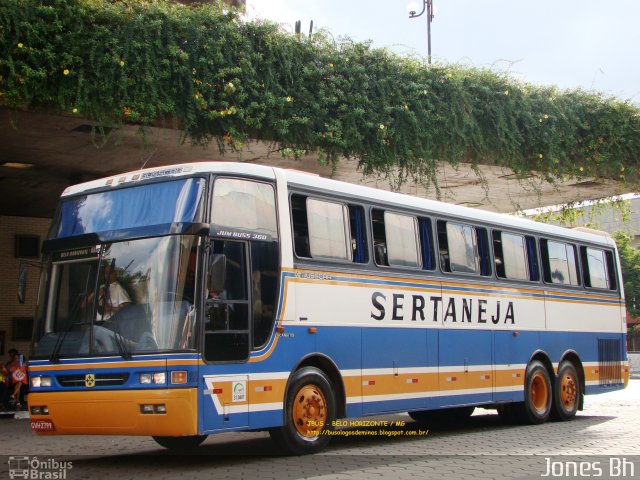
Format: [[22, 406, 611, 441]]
[[30, 419, 55, 432]]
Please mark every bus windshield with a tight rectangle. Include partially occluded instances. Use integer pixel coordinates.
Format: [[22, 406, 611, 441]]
[[32, 235, 199, 359]]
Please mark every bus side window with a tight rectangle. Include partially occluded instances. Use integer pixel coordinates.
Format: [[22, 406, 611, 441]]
[[526, 236, 540, 281], [291, 194, 353, 262], [438, 220, 483, 275], [349, 205, 368, 264], [291, 194, 311, 258], [419, 218, 436, 271], [493, 231, 529, 281], [476, 227, 491, 276], [383, 210, 421, 268], [541, 239, 580, 286], [371, 209, 389, 266], [581, 246, 616, 290]]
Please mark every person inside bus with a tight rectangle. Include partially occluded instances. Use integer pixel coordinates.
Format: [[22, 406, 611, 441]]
[[95, 265, 132, 321], [205, 288, 229, 330]]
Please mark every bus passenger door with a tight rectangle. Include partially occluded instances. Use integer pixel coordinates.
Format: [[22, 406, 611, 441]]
[[201, 240, 250, 432]]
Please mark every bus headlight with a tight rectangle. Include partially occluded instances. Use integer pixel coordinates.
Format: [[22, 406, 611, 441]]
[[31, 376, 52, 388], [140, 372, 167, 384]]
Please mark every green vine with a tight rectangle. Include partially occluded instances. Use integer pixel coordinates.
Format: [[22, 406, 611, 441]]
[[2, 0, 640, 191]]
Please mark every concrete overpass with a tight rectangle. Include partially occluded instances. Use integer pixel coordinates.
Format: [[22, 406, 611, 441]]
[[0, 106, 631, 357]]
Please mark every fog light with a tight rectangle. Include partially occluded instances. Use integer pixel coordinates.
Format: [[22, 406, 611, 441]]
[[171, 370, 188, 385], [153, 372, 166, 384], [42, 406, 49, 415], [140, 404, 154, 414], [154, 404, 167, 414], [139, 373, 152, 384]]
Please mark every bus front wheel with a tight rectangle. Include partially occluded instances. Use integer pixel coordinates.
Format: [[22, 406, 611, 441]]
[[551, 361, 580, 421], [152, 435, 208, 450], [269, 367, 336, 455]]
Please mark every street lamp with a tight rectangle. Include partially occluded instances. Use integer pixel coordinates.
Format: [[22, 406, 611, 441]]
[[408, 1, 435, 64]]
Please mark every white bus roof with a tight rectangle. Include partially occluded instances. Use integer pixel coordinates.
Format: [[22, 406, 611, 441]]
[[61, 161, 615, 248]]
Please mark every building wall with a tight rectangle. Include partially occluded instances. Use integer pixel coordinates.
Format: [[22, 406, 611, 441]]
[[0, 215, 51, 359]]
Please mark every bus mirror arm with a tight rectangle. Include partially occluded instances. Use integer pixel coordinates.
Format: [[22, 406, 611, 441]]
[[208, 254, 226, 294]]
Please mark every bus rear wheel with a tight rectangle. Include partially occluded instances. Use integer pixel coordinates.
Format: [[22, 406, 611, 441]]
[[152, 435, 208, 450], [269, 367, 336, 455], [551, 361, 580, 421], [514, 360, 552, 424]]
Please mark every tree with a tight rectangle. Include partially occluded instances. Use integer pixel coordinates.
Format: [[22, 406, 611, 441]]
[[613, 231, 640, 319]]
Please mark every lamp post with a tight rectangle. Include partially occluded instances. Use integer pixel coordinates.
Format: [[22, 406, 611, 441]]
[[408, 0, 435, 64]]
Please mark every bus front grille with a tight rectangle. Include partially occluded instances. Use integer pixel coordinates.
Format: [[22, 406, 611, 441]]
[[57, 373, 130, 387]]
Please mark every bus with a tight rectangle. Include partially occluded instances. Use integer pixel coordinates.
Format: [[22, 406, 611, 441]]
[[28, 162, 630, 454]]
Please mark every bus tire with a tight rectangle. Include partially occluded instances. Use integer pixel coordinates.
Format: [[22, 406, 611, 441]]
[[152, 435, 207, 450], [514, 360, 552, 424], [551, 361, 580, 421], [409, 406, 475, 425], [269, 367, 336, 455]]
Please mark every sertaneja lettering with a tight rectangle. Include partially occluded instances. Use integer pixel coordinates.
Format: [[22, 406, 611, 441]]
[[370, 292, 515, 324]]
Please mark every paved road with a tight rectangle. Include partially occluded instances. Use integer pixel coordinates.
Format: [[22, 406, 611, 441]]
[[1, 380, 639, 480]]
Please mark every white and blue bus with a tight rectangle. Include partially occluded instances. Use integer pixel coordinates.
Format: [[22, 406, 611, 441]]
[[28, 162, 629, 454]]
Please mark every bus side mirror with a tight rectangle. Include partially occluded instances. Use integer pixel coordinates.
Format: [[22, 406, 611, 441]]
[[17, 261, 27, 304], [208, 254, 226, 294]]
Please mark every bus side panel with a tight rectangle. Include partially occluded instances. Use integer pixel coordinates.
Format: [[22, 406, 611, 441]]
[[361, 327, 428, 414]]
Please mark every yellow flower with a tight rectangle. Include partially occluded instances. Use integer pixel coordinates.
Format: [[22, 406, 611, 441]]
[[72, 108, 78, 113], [379, 124, 385, 130], [539, 154, 544, 159], [224, 82, 236, 94], [119, 60, 125, 67], [286, 96, 293, 103], [329, 63, 334, 68], [63, 69, 70, 76], [17, 43, 23, 49]]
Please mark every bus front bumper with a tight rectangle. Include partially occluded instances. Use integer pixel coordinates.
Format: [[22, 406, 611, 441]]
[[28, 388, 198, 436]]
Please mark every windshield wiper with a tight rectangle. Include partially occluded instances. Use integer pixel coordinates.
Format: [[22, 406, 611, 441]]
[[110, 320, 132, 360]]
